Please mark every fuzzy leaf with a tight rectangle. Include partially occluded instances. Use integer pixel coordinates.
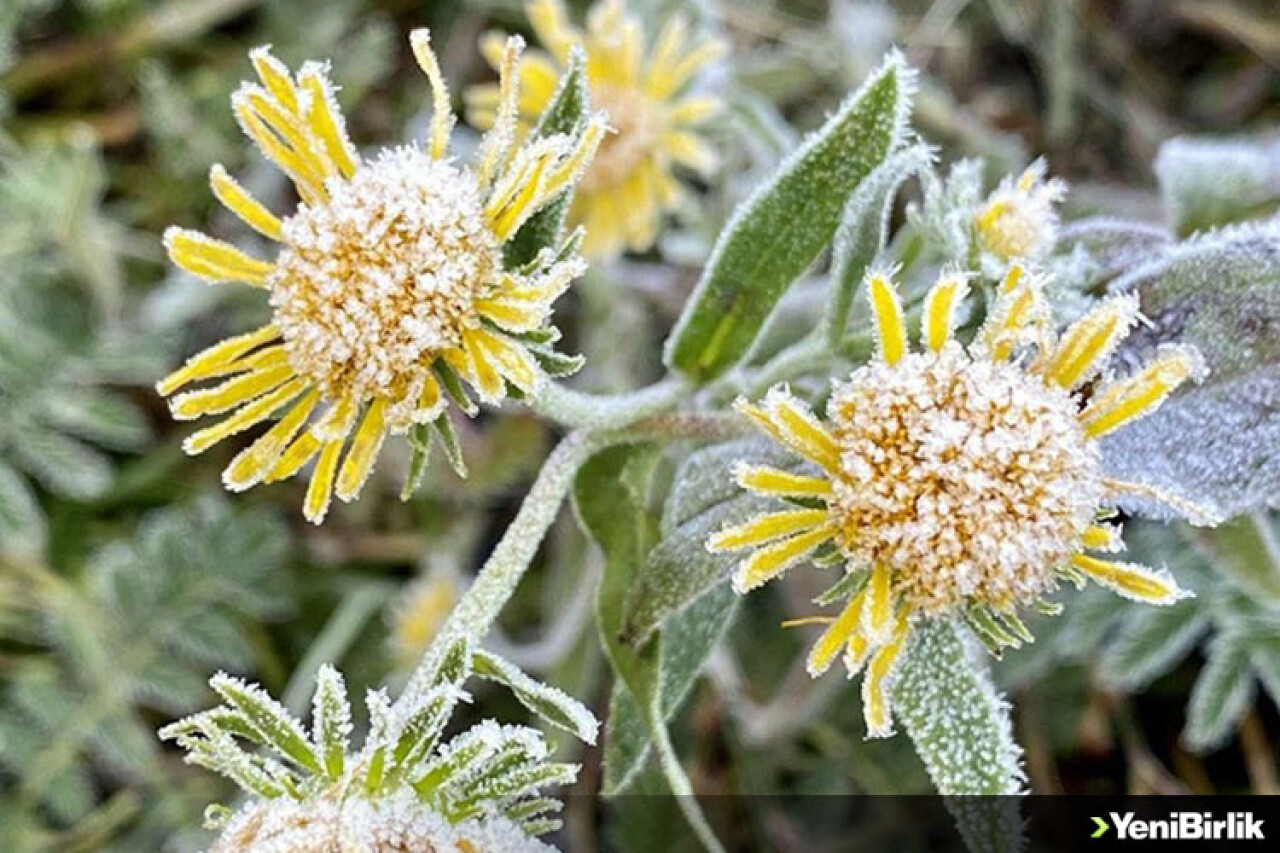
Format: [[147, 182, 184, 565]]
[[1155, 134, 1280, 235], [1104, 220, 1280, 518], [312, 665, 351, 781], [472, 649, 599, 745], [826, 143, 933, 338], [0, 460, 44, 557], [664, 52, 915, 381], [9, 423, 112, 500], [1098, 600, 1208, 690], [1183, 635, 1255, 752], [622, 440, 794, 644], [36, 388, 150, 451], [1191, 514, 1280, 604], [210, 674, 321, 775], [893, 620, 1024, 795]]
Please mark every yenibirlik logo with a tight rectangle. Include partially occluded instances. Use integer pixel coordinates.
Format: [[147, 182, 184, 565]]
[[1092, 812, 1264, 841]]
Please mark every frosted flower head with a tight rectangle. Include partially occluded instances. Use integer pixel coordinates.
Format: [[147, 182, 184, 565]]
[[157, 34, 604, 523], [973, 159, 1067, 268], [211, 789, 552, 853], [162, 637, 598, 853], [708, 264, 1209, 738], [469, 0, 726, 260], [391, 567, 462, 670]]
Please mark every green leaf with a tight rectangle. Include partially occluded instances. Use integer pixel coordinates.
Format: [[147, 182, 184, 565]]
[[825, 143, 933, 342], [1183, 635, 1254, 752], [1192, 514, 1280, 603], [1103, 220, 1280, 518], [622, 439, 794, 644], [893, 620, 1024, 795], [503, 47, 589, 269], [9, 423, 112, 500], [209, 674, 321, 775], [37, 388, 150, 451], [576, 445, 736, 807], [1097, 600, 1208, 691], [664, 51, 914, 381], [0, 461, 45, 557], [1155, 135, 1280, 235], [311, 665, 350, 781], [471, 649, 599, 745]]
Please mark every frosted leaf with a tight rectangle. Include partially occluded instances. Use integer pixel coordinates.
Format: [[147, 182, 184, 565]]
[[0, 460, 44, 557], [311, 665, 352, 781], [210, 673, 322, 775], [1155, 134, 1280, 235], [471, 649, 599, 745], [1183, 635, 1256, 752], [1103, 220, 1280, 517], [892, 620, 1025, 795]]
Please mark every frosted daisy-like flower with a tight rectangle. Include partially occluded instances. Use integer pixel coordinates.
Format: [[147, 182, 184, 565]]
[[469, 0, 725, 259], [708, 264, 1210, 737], [163, 637, 597, 852], [973, 158, 1066, 269], [158, 33, 604, 522]]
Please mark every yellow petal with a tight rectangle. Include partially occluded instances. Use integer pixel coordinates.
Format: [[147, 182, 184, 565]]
[[1101, 478, 1221, 528], [165, 227, 274, 286], [1043, 294, 1140, 389], [806, 588, 866, 677], [861, 564, 894, 644], [470, 329, 540, 394], [1080, 345, 1204, 438], [668, 95, 720, 125], [979, 277, 1046, 362], [867, 270, 907, 366], [170, 364, 295, 420], [733, 522, 838, 592], [921, 271, 970, 352], [527, 0, 579, 63], [182, 378, 307, 455], [708, 508, 830, 551], [298, 65, 359, 178], [232, 89, 327, 203], [223, 390, 321, 491], [734, 463, 832, 498], [861, 610, 910, 738], [209, 164, 283, 241], [646, 33, 725, 100], [266, 432, 321, 484], [335, 398, 388, 502], [474, 297, 549, 332], [156, 325, 280, 396], [304, 439, 345, 524], [249, 46, 300, 114], [663, 130, 717, 175], [1070, 554, 1183, 605], [1081, 523, 1123, 552], [475, 34, 525, 187], [735, 391, 841, 474]]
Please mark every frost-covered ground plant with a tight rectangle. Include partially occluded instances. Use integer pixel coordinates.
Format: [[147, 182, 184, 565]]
[[6, 1, 1280, 851], [162, 635, 597, 852], [146, 2, 1280, 846]]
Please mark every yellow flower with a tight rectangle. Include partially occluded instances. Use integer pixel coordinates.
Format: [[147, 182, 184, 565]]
[[973, 158, 1066, 265], [468, 0, 725, 260], [390, 568, 461, 669], [708, 263, 1209, 738], [158, 33, 603, 523]]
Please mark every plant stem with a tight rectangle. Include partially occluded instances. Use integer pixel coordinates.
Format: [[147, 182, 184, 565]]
[[397, 428, 604, 711], [282, 583, 391, 714], [530, 374, 690, 430], [652, 718, 727, 853]]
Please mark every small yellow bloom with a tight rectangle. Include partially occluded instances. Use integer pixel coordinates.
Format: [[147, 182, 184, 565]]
[[469, 0, 726, 260], [158, 34, 604, 523], [390, 568, 461, 669], [709, 263, 1208, 738], [973, 158, 1066, 265]]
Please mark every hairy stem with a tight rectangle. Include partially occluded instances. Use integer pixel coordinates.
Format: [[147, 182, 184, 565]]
[[652, 718, 726, 853], [530, 374, 690, 430]]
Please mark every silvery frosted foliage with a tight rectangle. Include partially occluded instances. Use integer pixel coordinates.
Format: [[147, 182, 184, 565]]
[[0, 286, 160, 558], [0, 498, 289, 844], [1102, 220, 1280, 518], [161, 635, 597, 852], [1155, 134, 1280, 235]]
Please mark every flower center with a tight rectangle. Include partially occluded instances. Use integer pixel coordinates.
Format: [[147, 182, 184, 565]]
[[271, 148, 500, 424], [826, 344, 1102, 614], [580, 83, 662, 192]]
